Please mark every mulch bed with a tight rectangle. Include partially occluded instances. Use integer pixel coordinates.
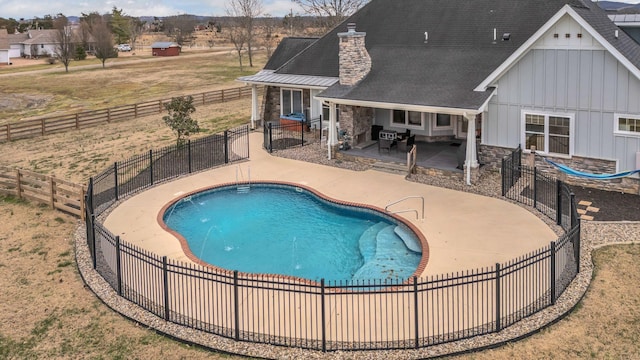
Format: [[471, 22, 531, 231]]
[[570, 186, 640, 221]]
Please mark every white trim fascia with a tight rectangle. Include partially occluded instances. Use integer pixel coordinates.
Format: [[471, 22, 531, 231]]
[[477, 88, 498, 113], [237, 79, 331, 90], [476, 5, 640, 91], [615, 22, 640, 27], [314, 96, 483, 116]]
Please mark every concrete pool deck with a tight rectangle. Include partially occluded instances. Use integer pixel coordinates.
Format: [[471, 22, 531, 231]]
[[104, 131, 556, 277]]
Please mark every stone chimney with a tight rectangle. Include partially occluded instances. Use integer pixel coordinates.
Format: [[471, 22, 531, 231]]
[[338, 23, 371, 86]]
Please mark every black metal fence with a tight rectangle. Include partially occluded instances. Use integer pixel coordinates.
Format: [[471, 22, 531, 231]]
[[90, 126, 249, 214], [263, 117, 322, 152], [83, 139, 581, 352]]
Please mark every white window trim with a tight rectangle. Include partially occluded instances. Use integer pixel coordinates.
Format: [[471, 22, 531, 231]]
[[389, 109, 425, 130], [433, 113, 454, 130], [520, 109, 574, 158], [280, 88, 303, 115], [614, 113, 640, 138]]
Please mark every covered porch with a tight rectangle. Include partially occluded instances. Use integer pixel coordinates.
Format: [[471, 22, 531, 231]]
[[340, 139, 465, 173]]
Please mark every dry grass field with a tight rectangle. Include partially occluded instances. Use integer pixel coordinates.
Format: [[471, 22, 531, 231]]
[[1, 48, 640, 359]]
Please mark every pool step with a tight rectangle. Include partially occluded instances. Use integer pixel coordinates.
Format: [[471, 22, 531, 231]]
[[237, 185, 251, 193], [359, 222, 388, 262], [353, 225, 418, 281]]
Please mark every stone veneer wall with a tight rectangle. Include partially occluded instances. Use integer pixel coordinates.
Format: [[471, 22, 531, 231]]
[[339, 105, 373, 145], [261, 86, 280, 124], [481, 144, 640, 194], [261, 86, 311, 124], [479, 144, 514, 170], [338, 26, 371, 86]]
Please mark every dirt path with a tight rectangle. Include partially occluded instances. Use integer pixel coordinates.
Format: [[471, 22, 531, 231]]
[[0, 47, 235, 77]]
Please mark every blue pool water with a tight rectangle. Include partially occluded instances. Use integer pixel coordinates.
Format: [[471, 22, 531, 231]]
[[162, 184, 422, 282]]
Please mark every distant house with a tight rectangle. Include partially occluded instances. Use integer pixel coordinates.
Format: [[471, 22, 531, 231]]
[[0, 29, 10, 65], [21, 29, 58, 58], [7, 28, 95, 59], [151, 42, 180, 56], [8, 32, 28, 58]]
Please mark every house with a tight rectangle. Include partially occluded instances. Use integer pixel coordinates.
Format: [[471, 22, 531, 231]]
[[7, 32, 28, 59], [0, 29, 10, 65], [151, 42, 181, 56], [239, 0, 640, 194], [20, 29, 59, 58]]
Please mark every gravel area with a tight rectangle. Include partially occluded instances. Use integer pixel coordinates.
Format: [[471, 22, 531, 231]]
[[74, 142, 640, 359]]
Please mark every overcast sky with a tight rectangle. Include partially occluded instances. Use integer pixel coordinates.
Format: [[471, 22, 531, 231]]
[[1, 0, 639, 20], [0, 0, 305, 20]]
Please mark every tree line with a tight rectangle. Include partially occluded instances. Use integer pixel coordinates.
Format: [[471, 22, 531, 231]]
[[1, 0, 368, 72]]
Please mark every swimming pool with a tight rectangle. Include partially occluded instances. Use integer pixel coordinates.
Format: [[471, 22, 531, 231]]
[[162, 183, 423, 282]]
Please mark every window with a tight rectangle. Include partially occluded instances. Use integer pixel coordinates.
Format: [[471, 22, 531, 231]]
[[322, 103, 339, 122], [390, 110, 424, 128], [435, 113, 452, 129], [615, 115, 640, 136], [522, 112, 572, 155], [281, 89, 302, 115]]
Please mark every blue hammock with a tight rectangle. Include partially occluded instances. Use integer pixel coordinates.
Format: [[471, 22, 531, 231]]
[[542, 157, 640, 180]]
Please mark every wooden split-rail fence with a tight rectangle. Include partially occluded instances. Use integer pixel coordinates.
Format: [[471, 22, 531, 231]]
[[0, 166, 85, 219], [0, 86, 253, 142]]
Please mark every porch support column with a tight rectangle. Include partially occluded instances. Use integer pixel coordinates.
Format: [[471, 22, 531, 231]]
[[328, 102, 338, 159], [464, 112, 479, 185], [250, 84, 259, 130]]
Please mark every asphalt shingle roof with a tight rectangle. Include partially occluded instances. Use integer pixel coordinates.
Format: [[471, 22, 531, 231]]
[[270, 0, 639, 110], [0, 29, 9, 50], [264, 37, 317, 70]]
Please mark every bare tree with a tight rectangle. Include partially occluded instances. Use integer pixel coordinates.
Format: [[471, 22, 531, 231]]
[[53, 15, 74, 72], [163, 14, 198, 46], [92, 17, 118, 68], [127, 17, 145, 51], [226, 0, 263, 67], [224, 20, 249, 71], [262, 14, 278, 58], [291, 0, 367, 31]]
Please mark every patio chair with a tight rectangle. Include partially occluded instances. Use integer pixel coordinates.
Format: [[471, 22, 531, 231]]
[[398, 134, 415, 152], [378, 138, 397, 153]]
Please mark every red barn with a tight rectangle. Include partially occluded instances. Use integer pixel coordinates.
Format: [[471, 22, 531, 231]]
[[151, 42, 181, 56]]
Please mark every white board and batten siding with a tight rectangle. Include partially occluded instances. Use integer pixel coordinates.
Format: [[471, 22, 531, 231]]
[[485, 14, 640, 173]]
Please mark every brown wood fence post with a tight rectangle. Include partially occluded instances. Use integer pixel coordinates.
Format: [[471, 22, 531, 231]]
[[159, 100, 163, 112], [221, 89, 225, 102], [41, 119, 45, 135], [15, 169, 22, 199], [134, 104, 138, 118], [80, 186, 86, 221], [49, 176, 55, 209], [75, 113, 80, 129], [7, 124, 11, 141]]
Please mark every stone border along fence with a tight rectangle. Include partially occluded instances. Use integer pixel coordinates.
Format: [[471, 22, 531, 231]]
[[0, 165, 85, 218], [78, 141, 582, 353], [0, 86, 252, 142]]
